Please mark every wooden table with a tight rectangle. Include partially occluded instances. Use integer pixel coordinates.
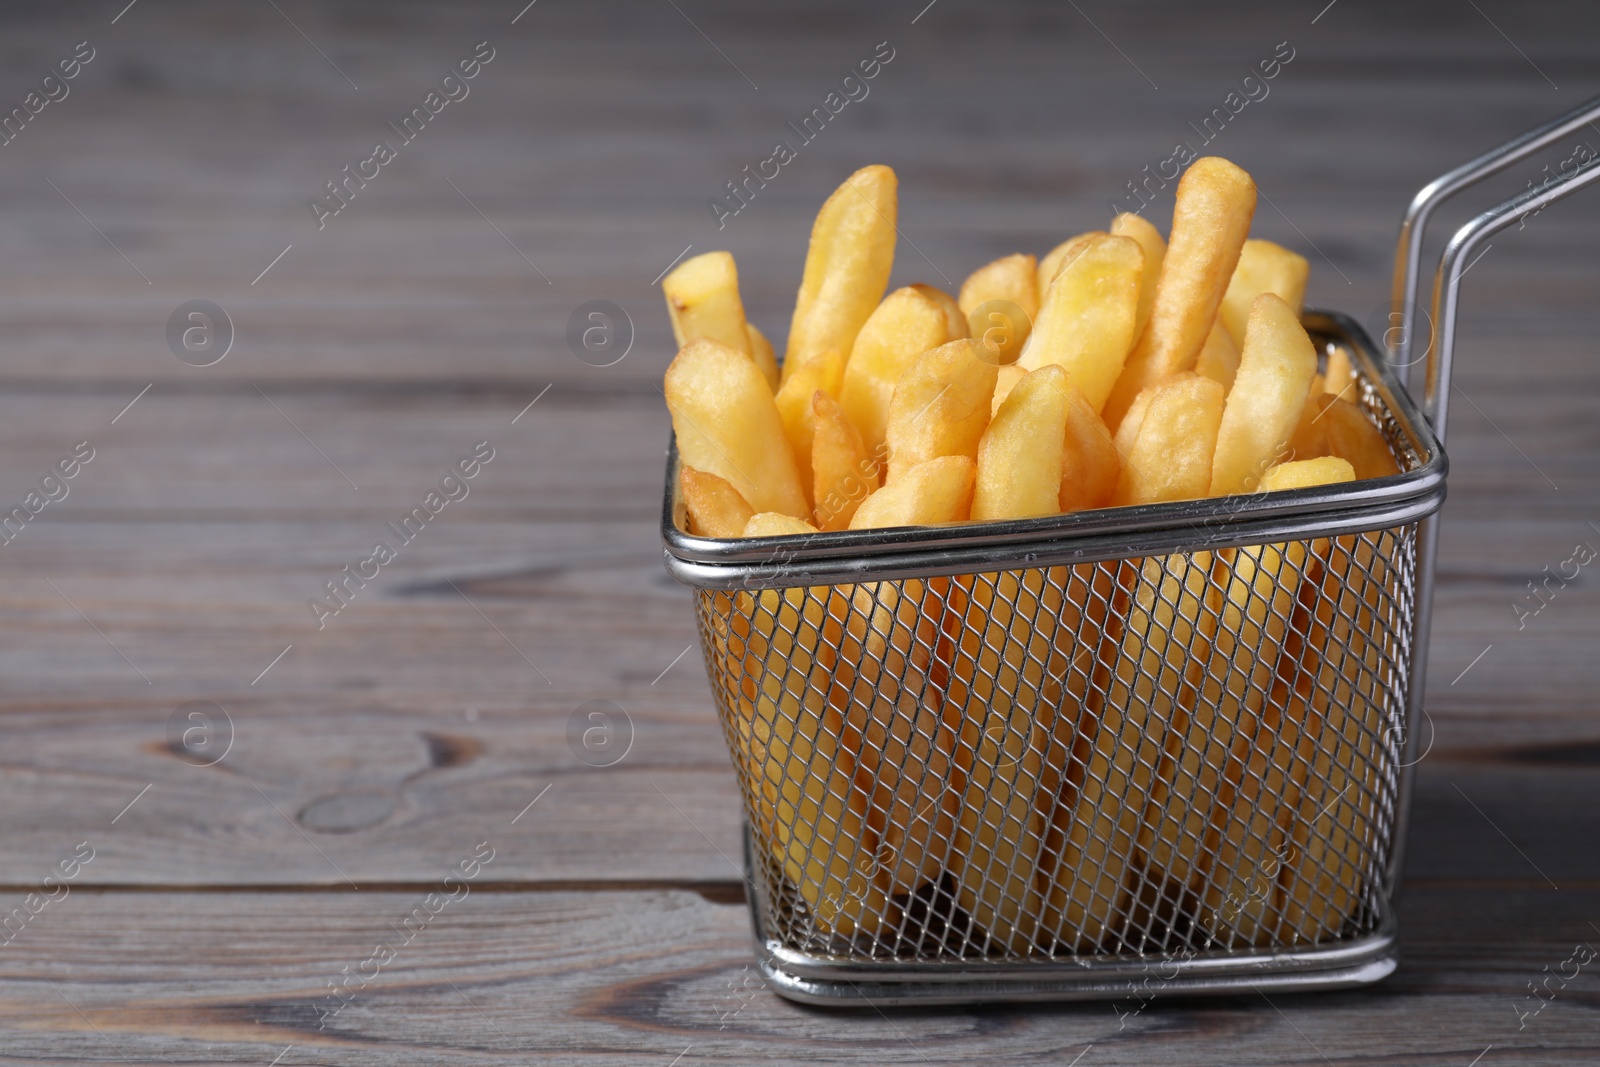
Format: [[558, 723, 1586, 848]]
[[2, 0, 1597, 1062]]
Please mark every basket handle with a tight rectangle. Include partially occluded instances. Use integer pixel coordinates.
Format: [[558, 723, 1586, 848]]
[[1390, 93, 1600, 378]]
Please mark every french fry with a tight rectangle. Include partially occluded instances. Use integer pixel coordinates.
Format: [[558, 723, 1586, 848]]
[[1018, 234, 1144, 414], [665, 338, 808, 518], [839, 286, 953, 460], [1103, 157, 1257, 429], [1220, 239, 1310, 347], [884, 339, 999, 484], [811, 392, 879, 531], [774, 348, 847, 503], [1323, 346, 1356, 402], [1194, 318, 1241, 392], [849, 455, 976, 530], [991, 362, 1026, 417], [742, 513, 819, 538], [1110, 212, 1167, 342], [1113, 375, 1225, 506], [973, 365, 1070, 522], [1209, 294, 1319, 496], [1039, 231, 1103, 293], [1038, 550, 1210, 950], [1111, 373, 1190, 461], [1059, 385, 1121, 513], [681, 466, 754, 538], [663, 251, 752, 357], [1261, 456, 1356, 491], [911, 283, 970, 341], [1292, 394, 1401, 480], [1193, 459, 1352, 947], [727, 580, 894, 936], [785, 165, 898, 380], [747, 323, 780, 391], [960, 254, 1040, 366]]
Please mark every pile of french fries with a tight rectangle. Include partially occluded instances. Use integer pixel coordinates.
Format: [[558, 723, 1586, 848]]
[[665, 160, 1399, 953]]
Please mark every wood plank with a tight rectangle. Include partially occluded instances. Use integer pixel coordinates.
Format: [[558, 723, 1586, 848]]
[[0, 885, 1593, 1064]]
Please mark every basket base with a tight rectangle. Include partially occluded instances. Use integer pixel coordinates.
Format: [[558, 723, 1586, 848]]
[[755, 947, 1397, 1008]]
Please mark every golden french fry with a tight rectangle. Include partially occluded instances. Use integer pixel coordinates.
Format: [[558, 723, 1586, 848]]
[[1220, 239, 1310, 347], [911, 283, 970, 341], [1103, 157, 1257, 429], [990, 362, 1026, 417], [849, 455, 975, 529], [839, 286, 953, 460], [1110, 212, 1167, 342], [1261, 456, 1356, 491], [884, 339, 998, 484], [1038, 231, 1103, 293], [742, 512, 820, 538], [1323, 346, 1356, 401], [1276, 530, 1388, 946], [747, 323, 780, 392], [1060, 384, 1120, 513], [1293, 394, 1400, 480], [663, 251, 752, 359], [729, 582, 893, 936], [774, 349, 847, 503], [665, 339, 807, 518], [1111, 373, 1192, 461], [1018, 234, 1143, 414], [1210, 293, 1319, 496], [1194, 318, 1241, 392], [973, 365, 1070, 522], [1307, 372, 1325, 400], [1193, 458, 1351, 947], [681, 466, 754, 538], [784, 165, 898, 380], [811, 391, 879, 531], [1040, 551, 1210, 950], [960, 254, 1040, 366], [1113, 375, 1225, 505]]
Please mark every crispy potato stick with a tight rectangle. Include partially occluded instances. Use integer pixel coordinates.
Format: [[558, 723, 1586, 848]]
[[960, 254, 1040, 366], [884, 339, 999, 484], [1018, 234, 1143, 414], [1059, 385, 1121, 513], [973, 365, 1070, 522], [811, 392, 879, 531], [1323, 346, 1356, 401], [774, 348, 847, 503], [840, 286, 953, 460], [1261, 456, 1356, 490], [681, 466, 754, 538], [991, 363, 1026, 417], [1103, 157, 1256, 429], [1110, 212, 1167, 342], [1038, 231, 1103, 293], [849, 455, 976, 530], [665, 339, 807, 518], [1210, 294, 1318, 496], [663, 251, 752, 358], [1275, 529, 1389, 946], [747, 323, 780, 391], [1039, 550, 1210, 950], [1111, 373, 1192, 461], [1194, 318, 1241, 392], [1113, 376, 1225, 506], [1194, 459, 1352, 947], [1220, 239, 1310, 347], [911, 283, 970, 341], [1292, 394, 1401, 480], [723, 580, 894, 936], [784, 165, 898, 380]]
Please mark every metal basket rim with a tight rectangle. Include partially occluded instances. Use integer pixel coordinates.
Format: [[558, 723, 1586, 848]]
[[661, 311, 1445, 589]]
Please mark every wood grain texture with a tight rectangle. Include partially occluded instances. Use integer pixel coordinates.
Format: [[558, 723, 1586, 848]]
[[0, 0, 1597, 1061]]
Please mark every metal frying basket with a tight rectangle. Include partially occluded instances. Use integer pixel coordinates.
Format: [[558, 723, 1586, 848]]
[[660, 102, 1600, 1006]]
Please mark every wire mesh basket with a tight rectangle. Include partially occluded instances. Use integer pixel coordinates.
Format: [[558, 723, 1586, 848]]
[[661, 101, 1600, 1004]]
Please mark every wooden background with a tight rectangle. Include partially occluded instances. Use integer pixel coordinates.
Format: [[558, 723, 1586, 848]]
[[0, 0, 1597, 1062]]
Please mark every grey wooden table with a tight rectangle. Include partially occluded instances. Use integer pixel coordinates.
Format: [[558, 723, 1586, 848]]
[[0, 0, 1596, 1062]]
